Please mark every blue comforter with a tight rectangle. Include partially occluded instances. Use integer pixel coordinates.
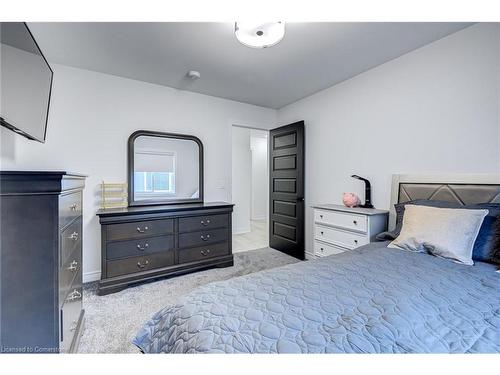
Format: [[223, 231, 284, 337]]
[[133, 242, 500, 353]]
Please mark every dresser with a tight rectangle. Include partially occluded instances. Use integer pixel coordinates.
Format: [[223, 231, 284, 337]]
[[97, 202, 234, 295], [0, 171, 86, 353], [312, 204, 388, 257]]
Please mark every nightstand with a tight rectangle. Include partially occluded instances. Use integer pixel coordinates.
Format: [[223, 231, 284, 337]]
[[312, 204, 389, 257]]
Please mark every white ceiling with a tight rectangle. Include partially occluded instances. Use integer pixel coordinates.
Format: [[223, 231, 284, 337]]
[[28, 22, 472, 109]]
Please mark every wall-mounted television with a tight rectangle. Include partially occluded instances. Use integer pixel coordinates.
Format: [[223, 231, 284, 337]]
[[0, 22, 53, 143]]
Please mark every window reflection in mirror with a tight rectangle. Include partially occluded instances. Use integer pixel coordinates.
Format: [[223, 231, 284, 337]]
[[133, 135, 200, 202]]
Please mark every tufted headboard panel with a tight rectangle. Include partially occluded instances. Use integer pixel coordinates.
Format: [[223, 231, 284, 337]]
[[388, 174, 500, 230]]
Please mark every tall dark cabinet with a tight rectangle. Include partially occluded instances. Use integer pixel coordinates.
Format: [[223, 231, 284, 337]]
[[0, 171, 86, 353]]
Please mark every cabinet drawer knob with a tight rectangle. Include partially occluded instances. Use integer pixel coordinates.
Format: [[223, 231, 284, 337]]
[[69, 232, 79, 241], [354, 239, 358, 244], [200, 234, 211, 241], [320, 231, 324, 235], [68, 260, 78, 271], [353, 220, 357, 225], [200, 249, 211, 256], [136, 226, 149, 233], [136, 243, 149, 251], [320, 248, 324, 252], [69, 203, 78, 211], [200, 219, 211, 226], [319, 214, 323, 219], [137, 260, 149, 268], [67, 289, 82, 301]]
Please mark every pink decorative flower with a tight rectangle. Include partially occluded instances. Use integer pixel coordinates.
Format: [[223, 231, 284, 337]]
[[342, 192, 360, 208]]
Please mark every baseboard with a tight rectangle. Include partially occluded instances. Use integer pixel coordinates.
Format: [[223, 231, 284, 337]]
[[233, 226, 251, 235], [251, 215, 267, 221], [305, 251, 316, 260], [83, 270, 101, 283]]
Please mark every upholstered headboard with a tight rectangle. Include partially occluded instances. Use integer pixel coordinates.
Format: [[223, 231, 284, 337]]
[[388, 174, 500, 230]]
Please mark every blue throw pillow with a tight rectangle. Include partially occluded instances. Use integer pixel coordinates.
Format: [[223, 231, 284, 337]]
[[388, 199, 500, 264]]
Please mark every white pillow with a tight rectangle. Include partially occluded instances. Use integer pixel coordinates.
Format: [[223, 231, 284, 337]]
[[388, 204, 488, 265]]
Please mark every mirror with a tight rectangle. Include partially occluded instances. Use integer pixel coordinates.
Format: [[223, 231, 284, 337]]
[[128, 131, 203, 206]]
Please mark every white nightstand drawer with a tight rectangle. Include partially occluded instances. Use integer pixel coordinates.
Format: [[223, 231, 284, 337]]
[[314, 209, 367, 233], [314, 241, 347, 257], [315, 225, 369, 249]]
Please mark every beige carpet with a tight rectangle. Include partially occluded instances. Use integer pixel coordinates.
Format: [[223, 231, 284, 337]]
[[78, 247, 299, 353]]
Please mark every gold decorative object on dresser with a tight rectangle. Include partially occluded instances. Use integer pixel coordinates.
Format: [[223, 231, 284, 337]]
[[0, 171, 86, 353], [100, 181, 128, 209], [312, 204, 389, 257]]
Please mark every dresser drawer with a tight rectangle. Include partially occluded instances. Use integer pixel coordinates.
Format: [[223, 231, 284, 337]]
[[106, 250, 175, 278], [314, 240, 347, 257], [178, 241, 229, 263], [106, 235, 174, 260], [178, 214, 229, 233], [60, 216, 82, 267], [315, 225, 369, 249], [59, 246, 81, 305], [315, 209, 367, 233], [60, 191, 82, 229], [106, 219, 174, 241], [60, 285, 82, 353], [178, 228, 228, 249]]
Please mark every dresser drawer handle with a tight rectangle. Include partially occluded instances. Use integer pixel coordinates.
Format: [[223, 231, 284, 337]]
[[68, 260, 78, 272], [200, 249, 211, 256], [69, 232, 79, 241], [200, 234, 211, 241], [353, 220, 358, 225], [136, 226, 149, 233], [136, 243, 149, 251], [137, 260, 149, 268], [69, 203, 78, 211], [67, 289, 82, 301], [320, 247, 324, 252], [320, 231, 324, 235], [200, 219, 211, 226], [354, 239, 358, 244], [319, 214, 323, 219]]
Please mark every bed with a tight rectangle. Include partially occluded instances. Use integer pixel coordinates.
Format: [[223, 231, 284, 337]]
[[133, 174, 500, 353]]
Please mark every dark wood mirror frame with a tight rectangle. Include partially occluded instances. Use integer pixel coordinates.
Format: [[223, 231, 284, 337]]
[[128, 130, 204, 206]]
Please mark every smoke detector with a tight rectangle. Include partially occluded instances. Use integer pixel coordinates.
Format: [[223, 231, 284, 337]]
[[187, 70, 201, 80]]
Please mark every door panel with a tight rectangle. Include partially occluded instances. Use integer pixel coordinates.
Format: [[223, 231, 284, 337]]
[[269, 121, 305, 260]]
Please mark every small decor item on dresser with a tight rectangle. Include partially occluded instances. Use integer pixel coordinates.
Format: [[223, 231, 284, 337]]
[[342, 192, 360, 208], [101, 181, 128, 209]]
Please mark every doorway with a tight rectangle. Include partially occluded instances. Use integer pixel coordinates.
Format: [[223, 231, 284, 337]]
[[231, 125, 269, 253]]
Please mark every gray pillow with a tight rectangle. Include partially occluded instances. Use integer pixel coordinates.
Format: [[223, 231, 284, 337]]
[[388, 205, 489, 265], [377, 199, 500, 264]]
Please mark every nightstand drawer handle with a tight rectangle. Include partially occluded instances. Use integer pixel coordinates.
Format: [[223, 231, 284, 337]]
[[201, 234, 211, 241], [200, 219, 211, 226], [200, 249, 211, 256], [136, 226, 149, 233], [320, 247, 324, 252], [137, 243, 149, 251], [353, 220, 357, 225], [137, 260, 149, 268], [354, 239, 358, 244], [320, 231, 324, 235], [319, 214, 323, 219]]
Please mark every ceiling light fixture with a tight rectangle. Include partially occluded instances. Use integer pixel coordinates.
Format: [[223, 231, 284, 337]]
[[235, 22, 285, 49]]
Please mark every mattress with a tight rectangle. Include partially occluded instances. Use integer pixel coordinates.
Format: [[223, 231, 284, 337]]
[[133, 242, 500, 353]]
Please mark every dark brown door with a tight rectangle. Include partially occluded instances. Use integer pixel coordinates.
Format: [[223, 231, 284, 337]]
[[269, 121, 305, 260]]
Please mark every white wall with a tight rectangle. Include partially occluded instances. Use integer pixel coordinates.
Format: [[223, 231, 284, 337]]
[[231, 126, 252, 234], [277, 23, 500, 257], [0, 64, 276, 281], [250, 133, 268, 220]]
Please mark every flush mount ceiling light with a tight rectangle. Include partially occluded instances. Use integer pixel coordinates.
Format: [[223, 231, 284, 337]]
[[235, 22, 285, 48]]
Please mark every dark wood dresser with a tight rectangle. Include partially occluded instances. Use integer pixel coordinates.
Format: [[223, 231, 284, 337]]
[[96, 202, 234, 295], [0, 171, 86, 353]]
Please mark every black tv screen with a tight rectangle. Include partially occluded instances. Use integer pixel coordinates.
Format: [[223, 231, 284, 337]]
[[0, 22, 53, 143]]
